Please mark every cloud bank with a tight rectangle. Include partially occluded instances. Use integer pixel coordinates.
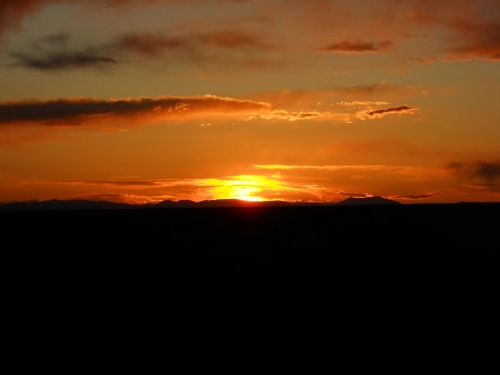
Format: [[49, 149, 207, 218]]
[[0, 95, 271, 126]]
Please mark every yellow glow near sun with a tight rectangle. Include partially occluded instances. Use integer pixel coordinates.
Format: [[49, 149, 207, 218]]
[[200, 175, 285, 201]]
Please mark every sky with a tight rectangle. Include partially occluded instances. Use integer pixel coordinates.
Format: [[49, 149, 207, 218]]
[[1, 0, 500, 204]]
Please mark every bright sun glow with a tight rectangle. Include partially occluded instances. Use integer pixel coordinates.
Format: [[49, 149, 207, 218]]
[[200, 175, 287, 201]]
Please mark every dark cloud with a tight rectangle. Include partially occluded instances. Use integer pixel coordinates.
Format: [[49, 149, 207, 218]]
[[357, 105, 419, 120], [312, 39, 392, 54], [0, 0, 255, 40], [8, 29, 273, 71], [9, 51, 119, 71], [0, 95, 271, 126], [401, 0, 500, 61], [0, 0, 54, 39], [449, 22, 500, 61], [409, 57, 436, 63], [448, 160, 500, 185], [366, 105, 417, 116]]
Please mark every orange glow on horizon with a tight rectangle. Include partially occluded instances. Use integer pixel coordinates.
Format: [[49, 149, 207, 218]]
[[200, 175, 290, 201]]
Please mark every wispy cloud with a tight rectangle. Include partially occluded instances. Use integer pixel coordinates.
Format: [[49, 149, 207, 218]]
[[8, 29, 274, 71], [49, 174, 328, 202], [250, 83, 421, 110], [0, 1, 254, 39], [246, 110, 344, 122], [253, 164, 440, 175], [311, 39, 392, 54], [391, 193, 443, 200], [448, 160, 500, 186], [0, 0, 53, 40], [337, 101, 390, 107], [409, 57, 437, 64]]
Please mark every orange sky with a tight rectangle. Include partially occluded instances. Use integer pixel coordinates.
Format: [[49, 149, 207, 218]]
[[1, 0, 500, 204]]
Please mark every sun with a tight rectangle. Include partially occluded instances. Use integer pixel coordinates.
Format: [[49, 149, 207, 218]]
[[204, 176, 271, 201], [210, 185, 264, 201], [231, 187, 264, 202]]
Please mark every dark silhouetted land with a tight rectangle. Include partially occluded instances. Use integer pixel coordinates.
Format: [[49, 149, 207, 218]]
[[2, 198, 498, 372], [1, 198, 498, 284]]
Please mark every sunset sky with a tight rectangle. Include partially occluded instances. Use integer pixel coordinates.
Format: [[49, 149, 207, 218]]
[[1, 0, 500, 204]]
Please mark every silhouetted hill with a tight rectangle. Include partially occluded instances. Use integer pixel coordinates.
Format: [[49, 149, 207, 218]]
[[0, 199, 133, 211], [335, 196, 402, 206], [0, 198, 320, 211], [1, 200, 498, 325]]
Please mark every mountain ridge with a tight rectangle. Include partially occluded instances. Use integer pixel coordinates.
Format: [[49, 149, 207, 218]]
[[0, 196, 406, 211]]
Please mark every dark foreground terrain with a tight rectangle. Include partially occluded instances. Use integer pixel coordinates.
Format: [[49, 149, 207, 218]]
[[2, 203, 498, 281], [2, 203, 498, 372]]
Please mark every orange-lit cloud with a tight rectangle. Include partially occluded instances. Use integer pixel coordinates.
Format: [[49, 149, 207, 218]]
[[312, 39, 393, 54], [1, 93, 415, 129], [246, 110, 345, 122], [45, 174, 328, 202], [338, 101, 391, 107], [391, 193, 443, 201], [356, 105, 419, 120], [249, 83, 422, 111], [252, 164, 451, 184], [0, 95, 271, 127], [253, 164, 439, 174]]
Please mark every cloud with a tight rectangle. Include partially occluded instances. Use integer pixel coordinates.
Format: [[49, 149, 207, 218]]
[[253, 164, 429, 173], [311, 39, 392, 54], [329, 137, 424, 158], [0, 1, 254, 39], [249, 83, 420, 110], [9, 51, 119, 71], [338, 101, 390, 107], [0, 95, 271, 126], [253, 164, 389, 171], [48, 174, 327, 202], [9, 29, 274, 71], [0, 0, 54, 40], [392, 194, 442, 200], [119, 30, 272, 55], [448, 23, 500, 61], [55, 179, 166, 187], [401, 1, 500, 62], [409, 57, 436, 63], [248, 110, 343, 122], [448, 160, 500, 186], [252, 164, 450, 183], [356, 105, 419, 120]]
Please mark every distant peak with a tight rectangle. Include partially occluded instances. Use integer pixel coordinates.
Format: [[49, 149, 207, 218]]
[[335, 196, 402, 206]]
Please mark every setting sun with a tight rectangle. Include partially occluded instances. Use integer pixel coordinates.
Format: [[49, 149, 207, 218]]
[[201, 175, 286, 202]]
